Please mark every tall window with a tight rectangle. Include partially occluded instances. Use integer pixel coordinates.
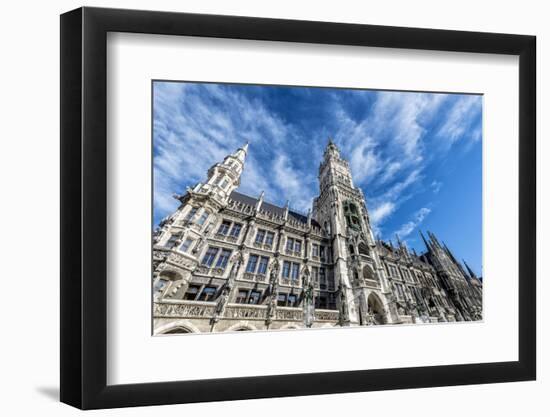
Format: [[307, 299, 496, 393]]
[[236, 290, 248, 304], [277, 294, 287, 306], [198, 286, 217, 301], [286, 238, 294, 252], [312, 266, 319, 285], [255, 229, 266, 244], [201, 247, 219, 266], [287, 294, 297, 307], [320, 245, 326, 261], [165, 233, 181, 249], [294, 240, 302, 253], [215, 248, 232, 269], [257, 256, 269, 275], [183, 285, 200, 300], [395, 283, 405, 300], [217, 220, 231, 235], [312, 244, 319, 257], [219, 178, 229, 189], [248, 291, 261, 304], [265, 231, 275, 247], [246, 255, 259, 273], [229, 223, 242, 237], [196, 211, 209, 225], [184, 207, 198, 221], [291, 263, 300, 282], [343, 200, 362, 230], [179, 237, 194, 253], [319, 267, 327, 289], [282, 261, 291, 278]]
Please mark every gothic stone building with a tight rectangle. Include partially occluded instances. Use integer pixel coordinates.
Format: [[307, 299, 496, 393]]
[[153, 140, 483, 334]]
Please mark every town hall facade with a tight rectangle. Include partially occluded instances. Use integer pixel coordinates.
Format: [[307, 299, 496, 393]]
[[152, 140, 483, 334]]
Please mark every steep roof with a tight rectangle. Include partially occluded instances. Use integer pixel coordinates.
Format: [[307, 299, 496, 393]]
[[229, 191, 320, 227]]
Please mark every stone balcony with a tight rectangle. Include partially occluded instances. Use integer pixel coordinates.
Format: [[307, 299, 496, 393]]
[[194, 265, 226, 277], [285, 249, 302, 257], [224, 304, 267, 320], [153, 300, 340, 324], [242, 272, 268, 283], [154, 300, 216, 319], [252, 241, 274, 251], [214, 233, 240, 243]]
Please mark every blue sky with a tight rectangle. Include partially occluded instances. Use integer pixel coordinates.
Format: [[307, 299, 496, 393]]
[[153, 81, 483, 275]]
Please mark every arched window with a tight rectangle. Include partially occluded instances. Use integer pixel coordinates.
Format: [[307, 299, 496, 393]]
[[343, 201, 362, 230], [164, 327, 192, 334], [324, 220, 331, 235], [363, 265, 378, 282], [358, 242, 370, 256]]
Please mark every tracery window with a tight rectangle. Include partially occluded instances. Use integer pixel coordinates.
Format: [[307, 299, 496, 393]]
[[184, 207, 198, 221], [201, 247, 219, 266], [198, 286, 217, 301], [215, 249, 232, 269], [229, 223, 242, 237], [217, 220, 231, 235], [343, 200, 362, 230], [164, 233, 181, 249], [179, 237, 194, 253]]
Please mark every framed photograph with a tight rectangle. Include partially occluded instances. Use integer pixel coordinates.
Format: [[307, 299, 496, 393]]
[[60, 6, 536, 410]]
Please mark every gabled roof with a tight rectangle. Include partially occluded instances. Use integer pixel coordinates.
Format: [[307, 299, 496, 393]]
[[229, 191, 320, 227]]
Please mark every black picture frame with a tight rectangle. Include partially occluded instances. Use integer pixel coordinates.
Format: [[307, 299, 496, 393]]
[[60, 6, 536, 410]]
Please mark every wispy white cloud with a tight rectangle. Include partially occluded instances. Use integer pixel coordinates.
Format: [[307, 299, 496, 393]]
[[153, 82, 316, 222], [153, 83, 482, 242], [436, 95, 482, 150], [394, 207, 431, 239], [430, 180, 443, 194], [370, 201, 396, 226]]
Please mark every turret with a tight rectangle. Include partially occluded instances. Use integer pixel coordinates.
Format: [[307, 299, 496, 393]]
[[199, 142, 248, 201]]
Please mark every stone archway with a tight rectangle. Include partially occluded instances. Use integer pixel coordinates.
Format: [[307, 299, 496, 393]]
[[367, 292, 386, 324], [155, 320, 200, 335], [164, 327, 192, 334], [226, 322, 258, 332]]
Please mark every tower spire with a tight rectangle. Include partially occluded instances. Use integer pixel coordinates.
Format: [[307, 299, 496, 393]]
[[463, 260, 478, 279], [232, 141, 249, 164], [420, 230, 431, 250]]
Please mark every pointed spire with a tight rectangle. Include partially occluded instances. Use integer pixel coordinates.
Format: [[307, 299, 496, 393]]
[[255, 190, 265, 211], [428, 231, 441, 248], [307, 208, 312, 227], [283, 200, 290, 221], [232, 141, 249, 164], [324, 136, 340, 157], [395, 234, 403, 248], [420, 230, 430, 250], [463, 260, 478, 279]]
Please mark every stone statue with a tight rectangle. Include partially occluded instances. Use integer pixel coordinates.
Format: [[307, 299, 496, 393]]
[[266, 295, 277, 324], [229, 251, 244, 277], [338, 282, 349, 324], [215, 287, 230, 315], [191, 236, 206, 255], [268, 258, 280, 293]]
